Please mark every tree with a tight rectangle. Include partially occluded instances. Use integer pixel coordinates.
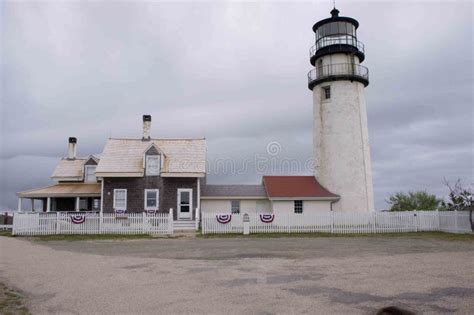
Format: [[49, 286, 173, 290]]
[[386, 191, 442, 211], [441, 179, 473, 231]]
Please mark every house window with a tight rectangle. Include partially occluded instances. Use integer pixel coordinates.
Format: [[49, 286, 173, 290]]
[[294, 200, 303, 214], [322, 86, 331, 100], [231, 200, 240, 214], [146, 155, 160, 176], [144, 189, 159, 210], [113, 189, 127, 210], [84, 165, 97, 183]]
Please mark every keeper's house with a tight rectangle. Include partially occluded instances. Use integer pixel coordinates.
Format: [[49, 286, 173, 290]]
[[17, 115, 338, 230]]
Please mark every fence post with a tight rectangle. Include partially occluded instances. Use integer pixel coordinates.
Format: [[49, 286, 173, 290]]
[[436, 209, 440, 231], [56, 212, 60, 235], [414, 210, 418, 232], [99, 212, 103, 234], [195, 207, 199, 231], [142, 212, 146, 234], [169, 208, 173, 234], [11, 212, 17, 236], [330, 212, 334, 234], [287, 213, 290, 233], [454, 210, 458, 232]]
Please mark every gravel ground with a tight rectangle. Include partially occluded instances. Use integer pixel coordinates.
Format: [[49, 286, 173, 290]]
[[1, 235, 473, 314]]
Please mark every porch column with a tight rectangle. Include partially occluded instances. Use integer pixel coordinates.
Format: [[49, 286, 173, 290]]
[[17, 198, 22, 212], [46, 197, 51, 212], [31, 199, 35, 212], [75, 197, 80, 211], [100, 179, 104, 214]]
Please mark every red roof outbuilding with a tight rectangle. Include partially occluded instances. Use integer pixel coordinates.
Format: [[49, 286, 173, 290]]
[[263, 176, 339, 199]]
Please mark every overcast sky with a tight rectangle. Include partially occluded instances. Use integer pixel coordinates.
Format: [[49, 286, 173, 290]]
[[1, 0, 473, 210]]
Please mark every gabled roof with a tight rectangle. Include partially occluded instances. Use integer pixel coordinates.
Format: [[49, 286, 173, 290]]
[[17, 183, 101, 198], [201, 185, 267, 198], [95, 138, 206, 177], [263, 176, 339, 200], [51, 155, 100, 180]]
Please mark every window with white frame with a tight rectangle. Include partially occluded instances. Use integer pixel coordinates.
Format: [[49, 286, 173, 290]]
[[146, 155, 160, 176], [294, 200, 303, 214], [144, 189, 159, 210], [231, 200, 240, 214], [113, 189, 127, 210], [84, 165, 97, 183]]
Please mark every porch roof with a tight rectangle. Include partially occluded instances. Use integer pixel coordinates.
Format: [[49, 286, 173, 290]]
[[17, 183, 101, 198]]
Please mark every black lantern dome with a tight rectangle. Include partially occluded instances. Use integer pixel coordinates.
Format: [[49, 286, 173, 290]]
[[310, 8, 364, 65], [307, 8, 369, 90]]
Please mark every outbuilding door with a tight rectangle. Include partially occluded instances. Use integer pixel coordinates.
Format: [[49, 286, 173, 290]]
[[177, 189, 192, 220]]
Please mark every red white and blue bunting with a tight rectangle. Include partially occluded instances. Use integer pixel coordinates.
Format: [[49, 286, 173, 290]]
[[260, 214, 275, 223], [216, 214, 232, 224], [70, 214, 86, 224], [114, 209, 127, 217], [145, 209, 157, 215]]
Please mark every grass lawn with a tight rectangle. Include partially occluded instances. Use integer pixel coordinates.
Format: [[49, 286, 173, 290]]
[[0, 283, 30, 315], [2, 230, 472, 241], [198, 231, 474, 241]]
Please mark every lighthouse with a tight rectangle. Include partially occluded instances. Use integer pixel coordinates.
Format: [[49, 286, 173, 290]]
[[308, 8, 375, 212]]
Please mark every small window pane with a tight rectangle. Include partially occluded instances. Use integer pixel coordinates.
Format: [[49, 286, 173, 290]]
[[231, 200, 240, 214], [145, 190, 158, 209], [322, 86, 331, 100], [294, 200, 303, 214], [114, 190, 127, 210]]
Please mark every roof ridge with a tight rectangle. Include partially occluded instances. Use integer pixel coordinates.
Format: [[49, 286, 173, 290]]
[[108, 137, 206, 141]]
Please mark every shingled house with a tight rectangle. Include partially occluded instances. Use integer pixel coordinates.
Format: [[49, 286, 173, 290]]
[[17, 115, 338, 230]]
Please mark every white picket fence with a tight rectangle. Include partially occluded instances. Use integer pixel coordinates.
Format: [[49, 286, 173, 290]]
[[202, 211, 473, 235], [12, 211, 173, 236]]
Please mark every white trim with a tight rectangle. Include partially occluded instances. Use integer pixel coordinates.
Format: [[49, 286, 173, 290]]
[[269, 196, 339, 201], [100, 179, 104, 214], [95, 172, 144, 177], [177, 188, 193, 220], [144, 189, 159, 210], [200, 196, 268, 200], [161, 173, 205, 178], [113, 189, 127, 210], [197, 178, 201, 211]]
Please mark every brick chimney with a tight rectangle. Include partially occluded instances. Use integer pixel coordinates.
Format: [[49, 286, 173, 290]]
[[67, 137, 77, 160], [142, 115, 151, 141]]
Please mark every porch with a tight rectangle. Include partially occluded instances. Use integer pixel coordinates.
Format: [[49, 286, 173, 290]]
[[17, 183, 101, 212]]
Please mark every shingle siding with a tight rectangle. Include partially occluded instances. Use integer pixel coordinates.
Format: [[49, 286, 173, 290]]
[[103, 176, 198, 220]]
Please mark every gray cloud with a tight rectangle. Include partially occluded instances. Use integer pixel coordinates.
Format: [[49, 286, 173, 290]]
[[1, 1, 473, 210]]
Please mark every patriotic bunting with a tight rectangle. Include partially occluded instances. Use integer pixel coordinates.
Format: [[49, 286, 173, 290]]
[[260, 214, 275, 223], [216, 214, 232, 224], [70, 214, 86, 224]]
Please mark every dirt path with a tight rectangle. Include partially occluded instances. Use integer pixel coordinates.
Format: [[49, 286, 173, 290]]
[[1, 236, 473, 314]]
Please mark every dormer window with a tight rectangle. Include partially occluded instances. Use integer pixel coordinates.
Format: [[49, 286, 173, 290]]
[[84, 165, 97, 183], [146, 155, 160, 176]]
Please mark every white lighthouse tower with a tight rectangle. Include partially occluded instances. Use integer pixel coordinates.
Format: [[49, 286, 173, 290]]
[[309, 8, 374, 212]]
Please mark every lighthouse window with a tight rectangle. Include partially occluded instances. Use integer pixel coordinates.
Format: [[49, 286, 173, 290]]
[[322, 86, 331, 100]]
